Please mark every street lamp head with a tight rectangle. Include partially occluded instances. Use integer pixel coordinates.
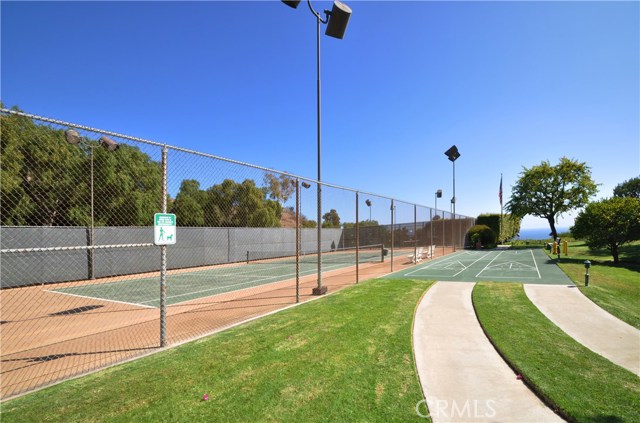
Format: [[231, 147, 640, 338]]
[[99, 136, 119, 152], [64, 129, 83, 145], [444, 145, 460, 162], [281, 0, 301, 8], [436, 189, 442, 198], [365, 199, 371, 207], [325, 1, 352, 39], [301, 181, 311, 189]]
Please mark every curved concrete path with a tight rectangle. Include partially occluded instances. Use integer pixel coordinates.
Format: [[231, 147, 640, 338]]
[[414, 282, 563, 422], [524, 284, 640, 375]]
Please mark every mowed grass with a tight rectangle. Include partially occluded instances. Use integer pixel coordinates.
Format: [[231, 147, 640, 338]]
[[473, 282, 640, 423], [1, 279, 433, 423], [552, 241, 640, 329]]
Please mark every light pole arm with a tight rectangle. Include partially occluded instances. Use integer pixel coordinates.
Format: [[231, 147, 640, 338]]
[[306, 0, 329, 23]]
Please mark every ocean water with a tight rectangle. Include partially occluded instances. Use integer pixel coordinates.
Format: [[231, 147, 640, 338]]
[[517, 227, 570, 240]]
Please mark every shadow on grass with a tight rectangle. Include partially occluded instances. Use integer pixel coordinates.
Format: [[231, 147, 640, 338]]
[[545, 257, 640, 273], [2, 346, 157, 365], [585, 415, 624, 423]]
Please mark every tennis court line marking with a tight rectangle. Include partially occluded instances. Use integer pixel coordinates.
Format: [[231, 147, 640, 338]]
[[530, 249, 542, 278], [452, 252, 493, 277], [46, 289, 157, 309], [478, 276, 542, 279], [134, 263, 332, 305], [404, 250, 494, 277], [486, 261, 536, 270], [403, 252, 468, 276], [50, 260, 356, 308], [475, 250, 541, 279], [475, 250, 505, 277], [143, 260, 356, 305]]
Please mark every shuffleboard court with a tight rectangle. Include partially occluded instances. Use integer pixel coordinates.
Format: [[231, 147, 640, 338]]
[[47, 257, 371, 308], [389, 248, 572, 285]]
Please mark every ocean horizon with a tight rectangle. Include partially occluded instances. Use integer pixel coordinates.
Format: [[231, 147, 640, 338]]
[[517, 227, 570, 240]]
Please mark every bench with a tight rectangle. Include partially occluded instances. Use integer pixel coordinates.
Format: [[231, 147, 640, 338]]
[[425, 245, 434, 259], [408, 247, 424, 264], [407, 245, 435, 264]]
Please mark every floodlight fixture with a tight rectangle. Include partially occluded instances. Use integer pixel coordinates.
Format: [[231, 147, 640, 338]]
[[325, 1, 352, 39], [436, 189, 442, 198], [65, 129, 83, 145], [282, 0, 301, 8], [444, 145, 461, 250], [99, 136, 119, 152], [301, 181, 311, 189], [365, 199, 371, 207], [281, 1, 351, 39], [444, 145, 460, 162]]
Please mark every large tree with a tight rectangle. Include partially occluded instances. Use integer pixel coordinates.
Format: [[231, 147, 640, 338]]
[[94, 144, 162, 226], [506, 157, 598, 239], [613, 177, 640, 200], [205, 179, 281, 227], [1, 110, 162, 227], [571, 197, 640, 264], [1, 111, 86, 226], [322, 209, 341, 228], [171, 179, 207, 227], [263, 172, 296, 205]]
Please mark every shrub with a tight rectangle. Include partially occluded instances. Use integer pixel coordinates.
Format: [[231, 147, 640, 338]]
[[467, 224, 496, 247], [477, 213, 521, 242]]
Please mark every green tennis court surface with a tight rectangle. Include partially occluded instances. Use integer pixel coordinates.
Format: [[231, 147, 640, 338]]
[[389, 248, 572, 285], [47, 251, 378, 308]]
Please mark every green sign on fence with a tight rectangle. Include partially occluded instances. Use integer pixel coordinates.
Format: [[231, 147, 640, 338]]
[[154, 213, 176, 245]]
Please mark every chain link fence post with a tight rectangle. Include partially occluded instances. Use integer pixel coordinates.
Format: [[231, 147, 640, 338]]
[[355, 191, 359, 283], [296, 178, 300, 303], [413, 204, 418, 263], [160, 145, 168, 347], [390, 199, 394, 272]]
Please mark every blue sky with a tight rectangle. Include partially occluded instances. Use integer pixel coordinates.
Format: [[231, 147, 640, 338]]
[[2, 0, 638, 230]]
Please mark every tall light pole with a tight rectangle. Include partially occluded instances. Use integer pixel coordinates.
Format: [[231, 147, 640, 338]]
[[65, 129, 119, 280], [296, 181, 312, 303], [432, 189, 442, 250], [281, 0, 352, 296], [444, 145, 460, 251]]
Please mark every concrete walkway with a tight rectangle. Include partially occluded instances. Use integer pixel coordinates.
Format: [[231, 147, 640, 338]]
[[524, 284, 640, 375], [413, 282, 563, 422]]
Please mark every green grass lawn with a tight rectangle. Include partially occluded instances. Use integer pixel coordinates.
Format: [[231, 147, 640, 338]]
[[473, 282, 640, 423], [1, 279, 433, 423], [551, 241, 640, 329]]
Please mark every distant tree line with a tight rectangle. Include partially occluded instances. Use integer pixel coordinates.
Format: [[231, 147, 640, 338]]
[[1, 109, 162, 227], [0, 109, 287, 228], [172, 179, 282, 228]]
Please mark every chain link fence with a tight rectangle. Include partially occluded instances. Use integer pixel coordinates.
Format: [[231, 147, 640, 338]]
[[0, 108, 475, 399]]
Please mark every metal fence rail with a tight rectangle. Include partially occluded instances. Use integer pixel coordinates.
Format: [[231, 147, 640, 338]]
[[0, 108, 475, 399]]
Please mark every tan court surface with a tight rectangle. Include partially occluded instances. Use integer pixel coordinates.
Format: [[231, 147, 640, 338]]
[[1, 247, 448, 399]]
